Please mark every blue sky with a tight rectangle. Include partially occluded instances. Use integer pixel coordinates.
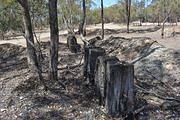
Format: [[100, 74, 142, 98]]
[[93, 0, 119, 8], [92, 0, 152, 8]]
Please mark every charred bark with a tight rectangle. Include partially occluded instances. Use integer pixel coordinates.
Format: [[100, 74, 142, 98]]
[[105, 61, 134, 117], [125, 0, 131, 33], [79, 0, 86, 36], [83, 46, 105, 83], [83, 45, 95, 78], [88, 36, 101, 46], [48, 0, 59, 81], [87, 47, 106, 84], [101, 0, 104, 39], [95, 56, 119, 105], [67, 35, 81, 53]]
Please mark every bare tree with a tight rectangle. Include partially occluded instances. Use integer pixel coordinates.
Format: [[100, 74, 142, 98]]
[[101, 0, 104, 39], [161, 10, 172, 38], [48, 0, 59, 81], [17, 0, 46, 88], [125, 0, 131, 33]]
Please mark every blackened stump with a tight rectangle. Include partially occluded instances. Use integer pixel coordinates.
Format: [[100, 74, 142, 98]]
[[88, 47, 106, 84], [84, 47, 106, 84], [83, 45, 95, 78], [67, 35, 77, 48], [67, 35, 80, 53], [88, 36, 101, 46], [95, 56, 119, 106], [105, 61, 134, 117]]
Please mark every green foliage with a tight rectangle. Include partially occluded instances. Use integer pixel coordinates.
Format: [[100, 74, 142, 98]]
[[0, 1, 23, 38], [29, 0, 49, 29], [0, 0, 180, 36]]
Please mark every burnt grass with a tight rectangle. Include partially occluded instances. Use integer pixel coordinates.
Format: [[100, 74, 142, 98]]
[[0, 36, 180, 120]]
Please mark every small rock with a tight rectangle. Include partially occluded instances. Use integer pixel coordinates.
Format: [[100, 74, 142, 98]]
[[0, 109, 6, 112], [20, 96, 23, 100], [19, 113, 23, 116], [165, 63, 174, 70]]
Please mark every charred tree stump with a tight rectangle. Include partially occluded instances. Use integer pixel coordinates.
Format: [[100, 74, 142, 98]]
[[88, 36, 101, 46], [105, 61, 134, 117], [95, 56, 119, 106], [83, 46, 106, 84], [87, 47, 106, 84], [83, 46, 95, 78], [67, 35, 80, 53]]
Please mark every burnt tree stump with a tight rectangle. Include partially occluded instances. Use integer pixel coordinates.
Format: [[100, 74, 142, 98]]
[[67, 35, 81, 53], [105, 61, 134, 117], [83, 45, 96, 78], [87, 47, 106, 84], [95, 56, 119, 106], [88, 36, 101, 46], [83, 46, 106, 84]]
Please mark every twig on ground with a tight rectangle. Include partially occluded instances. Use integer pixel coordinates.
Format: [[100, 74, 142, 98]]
[[135, 84, 180, 103], [130, 41, 160, 64], [58, 63, 83, 70], [79, 54, 84, 66], [133, 104, 159, 115]]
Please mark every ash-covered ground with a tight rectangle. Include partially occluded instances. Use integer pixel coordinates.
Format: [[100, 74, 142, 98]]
[[0, 36, 179, 120]]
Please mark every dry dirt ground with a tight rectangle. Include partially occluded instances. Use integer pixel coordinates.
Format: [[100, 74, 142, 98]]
[[0, 23, 180, 120], [0, 23, 180, 50]]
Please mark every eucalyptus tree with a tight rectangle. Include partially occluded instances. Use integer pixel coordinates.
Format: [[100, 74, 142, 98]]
[[0, 1, 23, 39], [58, 0, 81, 33], [48, 0, 59, 81], [16, 0, 47, 88], [0, 8, 9, 40], [125, 0, 131, 33], [29, 0, 49, 29], [101, 0, 104, 39], [79, 0, 86, 36]]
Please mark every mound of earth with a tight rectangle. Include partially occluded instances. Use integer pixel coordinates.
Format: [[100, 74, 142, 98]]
[[86, 26, 161, 36]]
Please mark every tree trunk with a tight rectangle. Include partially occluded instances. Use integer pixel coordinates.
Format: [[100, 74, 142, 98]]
[[101, 0, 104, 39], [158, 13, 160, 26], [48, 0, 59, 81], [17, 0, 46, 89], [79, 0, 86, 36], [1, 32, 5, 40], [125, 0, 131, 33], [161, 10, 172, 38]]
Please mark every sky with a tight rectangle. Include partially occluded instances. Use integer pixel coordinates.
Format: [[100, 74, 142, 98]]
[[93, 0, 119, 8], [93, 0, 152, 8]]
